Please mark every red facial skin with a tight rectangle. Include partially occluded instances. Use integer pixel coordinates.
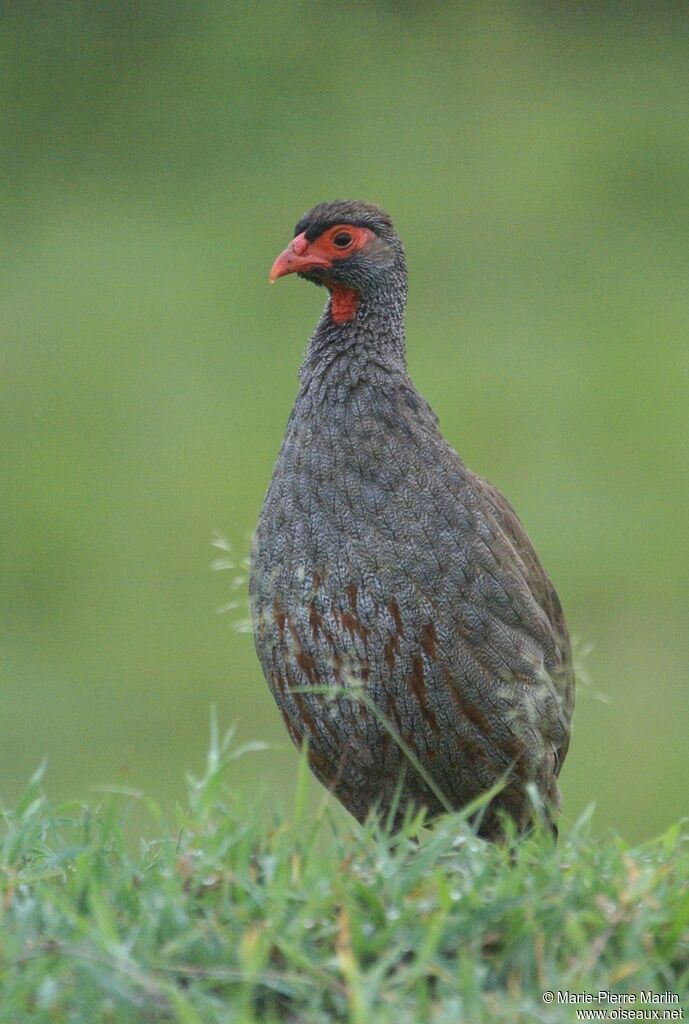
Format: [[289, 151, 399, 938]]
[[269, 224, 375, 323]]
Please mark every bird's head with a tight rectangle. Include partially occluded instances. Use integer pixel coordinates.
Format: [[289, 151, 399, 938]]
[[269, 200, 406, 324]]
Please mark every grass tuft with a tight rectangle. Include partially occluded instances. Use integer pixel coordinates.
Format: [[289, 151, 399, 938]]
[[1, 722, 687, 1023]]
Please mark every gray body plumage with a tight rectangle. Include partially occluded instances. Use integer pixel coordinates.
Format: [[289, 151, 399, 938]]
[[250, 202, 574, 837]]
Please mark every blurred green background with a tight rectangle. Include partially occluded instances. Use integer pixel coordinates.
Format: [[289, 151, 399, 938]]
[[3, 3, 688, 841]]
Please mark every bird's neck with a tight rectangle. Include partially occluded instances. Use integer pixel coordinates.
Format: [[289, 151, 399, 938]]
[[299, 282, 408, 396]]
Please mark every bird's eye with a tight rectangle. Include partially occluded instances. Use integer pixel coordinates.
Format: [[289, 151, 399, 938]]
[[333, 231, 353, 248]]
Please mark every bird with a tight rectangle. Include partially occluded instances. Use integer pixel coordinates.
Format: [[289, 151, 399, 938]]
[[249, 200, 574, 839]]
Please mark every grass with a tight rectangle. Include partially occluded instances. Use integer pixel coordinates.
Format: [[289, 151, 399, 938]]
[[1, 719, 687, 1023]]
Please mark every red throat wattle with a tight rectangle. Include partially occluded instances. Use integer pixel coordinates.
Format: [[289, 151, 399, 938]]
[[327, 283, 359, 324]]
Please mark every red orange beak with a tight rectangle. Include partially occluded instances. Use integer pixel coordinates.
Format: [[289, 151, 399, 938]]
[[269, 232, 332, 282]]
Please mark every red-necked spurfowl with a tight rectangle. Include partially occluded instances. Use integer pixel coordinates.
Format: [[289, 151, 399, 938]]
[[249, 200, 574, 839]]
